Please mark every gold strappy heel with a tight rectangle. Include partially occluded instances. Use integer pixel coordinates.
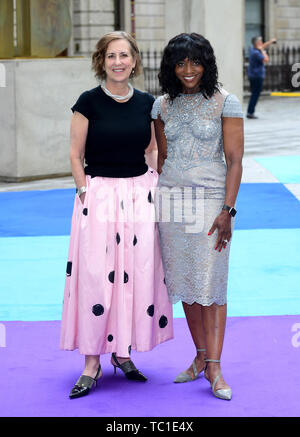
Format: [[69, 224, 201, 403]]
[[174, 348, 206, 383]]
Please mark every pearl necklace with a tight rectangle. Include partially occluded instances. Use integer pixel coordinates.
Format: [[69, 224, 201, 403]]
[[101, 81, 134, 101]]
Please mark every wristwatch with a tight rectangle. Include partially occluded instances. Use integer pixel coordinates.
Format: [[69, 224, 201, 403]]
[[222, 204, 237, 217], [77, 186, 87, 197]]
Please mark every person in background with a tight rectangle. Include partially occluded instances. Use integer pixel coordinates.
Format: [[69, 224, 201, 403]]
[[247, 36, 277, 119]]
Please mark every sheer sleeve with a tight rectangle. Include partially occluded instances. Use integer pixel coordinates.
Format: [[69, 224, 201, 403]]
[[71, 91, 91, 120], [151, 96, 163, 120], [222, 94, 244, 118]]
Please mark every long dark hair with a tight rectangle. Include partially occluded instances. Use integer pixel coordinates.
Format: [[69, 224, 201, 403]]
[[158, 33, 221, 101]]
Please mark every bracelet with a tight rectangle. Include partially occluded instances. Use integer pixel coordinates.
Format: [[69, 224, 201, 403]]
[[77, 186, 87, 197]]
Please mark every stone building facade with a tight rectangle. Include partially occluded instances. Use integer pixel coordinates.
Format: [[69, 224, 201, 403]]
[[70, 0, 300, 57], [70, 0, 245, 100], [246, 0, 300, 49], [265, 0, 300, 47], [71, 0, 166, 55]]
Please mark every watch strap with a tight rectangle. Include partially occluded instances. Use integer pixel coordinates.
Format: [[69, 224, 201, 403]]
[[222, 204, 237, 217]]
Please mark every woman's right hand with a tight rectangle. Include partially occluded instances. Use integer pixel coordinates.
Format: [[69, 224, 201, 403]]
[[79, 192, 86, 205]]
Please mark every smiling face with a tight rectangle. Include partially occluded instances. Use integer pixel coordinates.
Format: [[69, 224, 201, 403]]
[[104, 38, 136, 85], [175, 58, 204, 94]]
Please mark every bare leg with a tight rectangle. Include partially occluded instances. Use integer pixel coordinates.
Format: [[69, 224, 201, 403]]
[[83, 355, 102, 379], [181, 301, 206, 377], [201, 303, 230, 391], [110, 355, 131, 365]]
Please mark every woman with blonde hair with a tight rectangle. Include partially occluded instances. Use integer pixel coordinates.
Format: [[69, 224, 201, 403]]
[[60, 31, 173, 399]]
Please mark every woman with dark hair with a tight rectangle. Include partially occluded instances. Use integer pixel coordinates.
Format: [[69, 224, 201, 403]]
[[152, 33, 244, 400], [60, 31, 173, 399]]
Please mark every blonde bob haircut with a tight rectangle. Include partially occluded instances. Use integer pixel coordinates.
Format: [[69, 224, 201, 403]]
[[92, 31, 142, 80]]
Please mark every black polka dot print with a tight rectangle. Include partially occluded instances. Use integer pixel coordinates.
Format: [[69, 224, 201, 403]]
[[133, 235, 137, 246], [83, 208, 88, 216], [124, 271, 129, 283], [148, 190, 153, 203], [108, 271, 115, 283], [92, 304, 104, 316], [116, 233, 121, 245], [108, 334, 113, 342], [66, 261, 72, 276], [147, 305, 154, 317], [159, 315, 168, 328]]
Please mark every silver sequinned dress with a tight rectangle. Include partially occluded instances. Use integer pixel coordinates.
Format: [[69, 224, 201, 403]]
[[151, 89, 243, 306]]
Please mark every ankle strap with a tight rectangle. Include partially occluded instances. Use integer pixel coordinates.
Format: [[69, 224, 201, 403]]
[[196, 348, 206, 352], [205, 359, 220, 363], [111, 352, 120, 366]]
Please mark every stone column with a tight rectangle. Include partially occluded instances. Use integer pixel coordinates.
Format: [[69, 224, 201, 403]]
[[0, 0, 14, 58], [203, 0, 244, 103], [265, 0, 277, 42]]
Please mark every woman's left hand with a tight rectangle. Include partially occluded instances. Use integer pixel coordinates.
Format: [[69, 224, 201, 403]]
[[208, 211, 232, 252]]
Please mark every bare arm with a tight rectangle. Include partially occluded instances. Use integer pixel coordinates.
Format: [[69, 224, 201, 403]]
[[208, 117, 244, 251], [261, 49, 269, 63], [153, 115, 167, 174], [69, 111, 89, 203], [223, 117, 244, 207], [144, 122, 158, 171], [262, 38, 276, 49], [259, 38, 277, 63]]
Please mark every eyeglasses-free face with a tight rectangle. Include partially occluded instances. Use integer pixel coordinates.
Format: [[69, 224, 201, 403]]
[[104, 39, 136, 85], [175, 58, 204, 94]]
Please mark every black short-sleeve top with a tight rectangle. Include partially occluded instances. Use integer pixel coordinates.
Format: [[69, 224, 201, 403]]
[[71, 86, 155, 178]]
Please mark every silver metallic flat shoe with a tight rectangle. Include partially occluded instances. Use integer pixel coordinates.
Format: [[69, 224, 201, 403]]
[[174, 348, 206, 383], [204, 359, 232, 400]]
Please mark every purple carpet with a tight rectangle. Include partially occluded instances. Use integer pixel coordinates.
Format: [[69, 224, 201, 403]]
[[0, 316, 299, 417]]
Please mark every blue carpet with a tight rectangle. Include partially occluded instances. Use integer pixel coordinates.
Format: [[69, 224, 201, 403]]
[[0, 189, 75, 237], [0, 236, 68, 321], [1, 182, 299, 321], [163, 227, 300, 318], [1, 228, 299, 321], [1, 183, 300, 237], [256, 155, 300, 183], [235, 183, 300, 229]]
